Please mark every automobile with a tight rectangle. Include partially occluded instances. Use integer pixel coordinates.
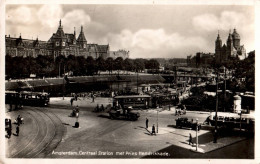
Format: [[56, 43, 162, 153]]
[[109, 106, 140, 121], [175, 104, 186, 116], [175, 117, 201, 130]]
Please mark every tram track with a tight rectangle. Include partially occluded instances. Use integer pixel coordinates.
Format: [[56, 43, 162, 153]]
[[10, 106, 65, 158], [7, 109, 39, 157]]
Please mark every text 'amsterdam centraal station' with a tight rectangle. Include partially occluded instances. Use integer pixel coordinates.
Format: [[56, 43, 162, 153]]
[[5, 20, 129, 59]]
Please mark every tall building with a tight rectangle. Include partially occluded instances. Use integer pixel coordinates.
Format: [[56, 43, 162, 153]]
[[215, 29, 246, 64], [5, 20, 125, 59]]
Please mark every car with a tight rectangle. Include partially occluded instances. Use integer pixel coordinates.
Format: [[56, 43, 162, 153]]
[[175, 117, 201, 130]]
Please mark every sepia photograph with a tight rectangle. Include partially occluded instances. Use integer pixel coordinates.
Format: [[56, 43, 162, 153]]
[[1, 1, 258, 163]]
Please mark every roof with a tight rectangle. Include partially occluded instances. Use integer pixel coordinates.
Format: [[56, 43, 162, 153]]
[[97, 45, 109, 53], [114, 95, 151, 99], [6, 37, 47, 49], [232, 29, 240, 40]]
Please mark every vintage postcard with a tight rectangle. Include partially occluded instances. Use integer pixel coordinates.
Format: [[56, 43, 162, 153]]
[[0, 0, 258, 164]]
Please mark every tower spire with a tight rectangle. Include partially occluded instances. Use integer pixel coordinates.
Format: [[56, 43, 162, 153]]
[[81, 25, 83, 32], [74, 27, 76, 35], [59, 19, 62, 27]]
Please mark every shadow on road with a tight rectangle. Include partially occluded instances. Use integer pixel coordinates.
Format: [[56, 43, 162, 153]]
[[97, 114, 110, 119], [142, 137, 254, 159]]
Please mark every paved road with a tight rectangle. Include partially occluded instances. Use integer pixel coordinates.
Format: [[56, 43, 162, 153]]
[[5, 107, 65, 158], [5, 97, 254, 159]]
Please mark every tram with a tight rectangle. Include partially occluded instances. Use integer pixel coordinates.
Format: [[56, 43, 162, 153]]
[[207, 112, 255, 132], [5, 90, 50, 107], [113, 95, 152, 109]]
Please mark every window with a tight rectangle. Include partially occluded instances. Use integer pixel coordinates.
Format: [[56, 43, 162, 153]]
[[62, 42, 65, 46], [56, 42, 60, 46], [83, 44, 86, 48]]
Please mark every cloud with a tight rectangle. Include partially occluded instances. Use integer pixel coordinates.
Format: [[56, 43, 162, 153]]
[[105, 29, 208, 58], [192, 11, 255, 52], [192, 11, 249, 32], [6, 6, 34, 25], [62, 10, 91, 33], [37, 5, 63, 29]]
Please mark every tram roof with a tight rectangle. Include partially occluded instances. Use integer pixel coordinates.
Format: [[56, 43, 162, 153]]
[[20, 91, 49, 95], [114, 95, 151, 99]]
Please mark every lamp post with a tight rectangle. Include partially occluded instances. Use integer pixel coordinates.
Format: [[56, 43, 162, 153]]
[[223, 66, 226, 112], [196, 118, 199, 151], [157, 107, 159, 133], [214, 70, 219, 143]]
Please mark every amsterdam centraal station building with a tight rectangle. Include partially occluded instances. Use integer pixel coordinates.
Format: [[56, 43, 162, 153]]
[[5, 20, 129, 59]]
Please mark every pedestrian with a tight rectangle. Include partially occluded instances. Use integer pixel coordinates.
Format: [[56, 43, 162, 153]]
[[189, 133, 193, 145], [152, 124, 156, 135], [92, 94, 95, 102], [101, 104, 105, 112], [146, 118, 149, 129], [16, 125, 20, 136], [70, 98, 74, 106], [8, 128, 12, 138]]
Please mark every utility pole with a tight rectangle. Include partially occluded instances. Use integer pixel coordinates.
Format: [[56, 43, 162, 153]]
[[137, 71, 139, 94], [224, 66, 226, 112], [63, 65, 65, 100], [59, 63, 61, 78], [214, 70, 219, 143], [157, 108, 159, 133], [196, 118, 199, 151]]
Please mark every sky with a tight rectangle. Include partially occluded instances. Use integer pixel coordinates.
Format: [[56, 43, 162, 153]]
[[5, 4, 255, 59]]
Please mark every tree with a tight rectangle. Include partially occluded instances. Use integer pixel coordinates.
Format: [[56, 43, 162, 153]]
[[123, 58, 134, 72], [134, 59, 145, 72], [86, 56, 96, 75], [105, 57, 114, 74], [145, 59, 160, 69], [96, 56, 106, 74], [114, 57, 124, 74]]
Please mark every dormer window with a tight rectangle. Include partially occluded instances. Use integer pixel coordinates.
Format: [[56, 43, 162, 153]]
[[62, 42, 65, 46], [56, 42, 60, 46]]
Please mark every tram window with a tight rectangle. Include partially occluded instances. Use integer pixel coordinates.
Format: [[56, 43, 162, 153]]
[[224, 117, 229, 121]]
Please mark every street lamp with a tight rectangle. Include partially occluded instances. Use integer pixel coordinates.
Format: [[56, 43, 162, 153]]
[[157, 107, 159, 133], [214, 70, 219, 143], [196, 118, 199, 151]]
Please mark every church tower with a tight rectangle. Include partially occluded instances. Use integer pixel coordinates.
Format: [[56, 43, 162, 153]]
[[53, 20, 67, 51], [226, 31, 234, 60], [232, 28, 240, 49], [215, 31, 222, 63], [77, 26, 87, 49]]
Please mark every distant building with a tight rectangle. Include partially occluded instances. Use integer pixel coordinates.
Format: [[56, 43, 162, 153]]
[[6, 20, 127, 60], [215, 29, 246, 64], [109, 49, 129, 59], [187, 52, 214, 67]]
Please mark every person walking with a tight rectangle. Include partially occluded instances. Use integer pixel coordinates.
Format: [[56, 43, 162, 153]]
[[70, 98, 74, 106], [146, 118, 149, 129], [189, 133, 193, 145], [16, 125, 20, 136], [152, 124, 156, 135], [7, 127, 12, 138]]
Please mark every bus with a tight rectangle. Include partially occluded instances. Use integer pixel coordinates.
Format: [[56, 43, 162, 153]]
[[207, 112, 255, 132], [113, 95, 152, 109], [5, 90, 50, 107]]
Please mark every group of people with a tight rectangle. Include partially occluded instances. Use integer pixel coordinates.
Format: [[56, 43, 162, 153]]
[[70, 105, 79, 117], [6, 115, 23, 139], [94, 104, 105, 112], [145, 118, 156, 136]]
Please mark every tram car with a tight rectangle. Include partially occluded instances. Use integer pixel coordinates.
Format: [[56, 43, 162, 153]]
[[5, 90, 50, 107], [207, 112, 255, 132], [113, 95, 152, 109]]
